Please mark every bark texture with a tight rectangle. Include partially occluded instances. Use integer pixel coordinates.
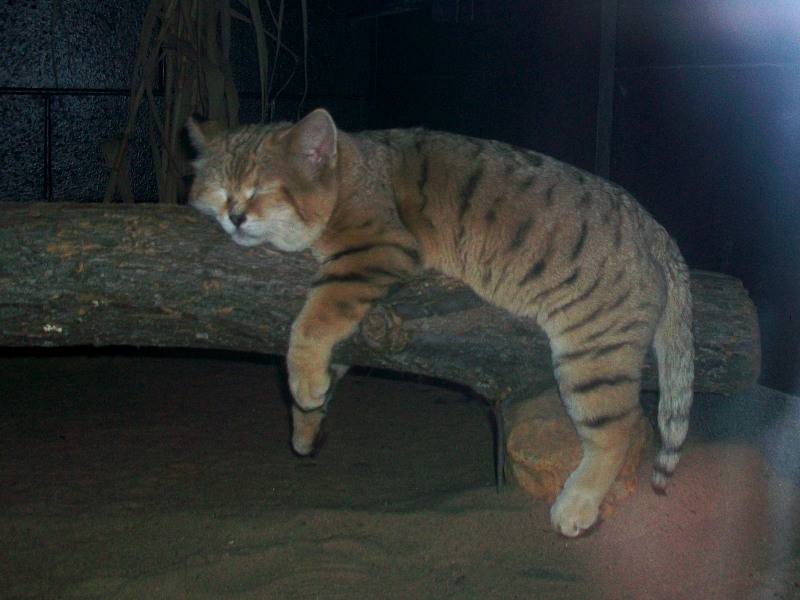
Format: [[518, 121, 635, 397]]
[[1, 203, 760, 402]]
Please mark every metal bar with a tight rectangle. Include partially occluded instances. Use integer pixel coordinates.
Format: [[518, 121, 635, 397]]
[[0, 87, 132, 96], [43, 95, 52, 202], [347, 0, 423, 23], [594, 0, 617, 179], [0, 87, 367, 101], [617, 61, 800, 72]]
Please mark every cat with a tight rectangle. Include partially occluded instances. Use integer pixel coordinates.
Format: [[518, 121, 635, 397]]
[[186, 108, 694, 537]]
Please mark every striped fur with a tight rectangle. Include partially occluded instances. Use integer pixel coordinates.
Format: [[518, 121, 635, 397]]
[[187, 109, 694, 537]]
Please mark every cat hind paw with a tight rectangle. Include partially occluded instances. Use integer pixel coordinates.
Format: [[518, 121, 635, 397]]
[[550, 488, 601, 537]]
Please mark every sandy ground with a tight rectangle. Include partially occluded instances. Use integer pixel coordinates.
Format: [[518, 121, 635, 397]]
[[1, 352, 799, 599]]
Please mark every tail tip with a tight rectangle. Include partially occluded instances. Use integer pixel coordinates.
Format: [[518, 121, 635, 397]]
[[651, 458, 674, 495], [651, 473, 669, 495]]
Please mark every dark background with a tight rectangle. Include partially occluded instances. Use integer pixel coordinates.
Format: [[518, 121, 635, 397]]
[[1, 0, 797, 393]]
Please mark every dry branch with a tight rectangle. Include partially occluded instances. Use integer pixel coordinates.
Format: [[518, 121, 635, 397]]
[[0, 203, 760, 401], [103, 0, 306, 204]]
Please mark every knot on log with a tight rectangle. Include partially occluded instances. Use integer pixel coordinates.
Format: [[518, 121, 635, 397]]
[[359, 306, 409, 352]]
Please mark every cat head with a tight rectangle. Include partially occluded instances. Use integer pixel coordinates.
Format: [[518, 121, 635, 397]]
[[186, 109, 339, 251]]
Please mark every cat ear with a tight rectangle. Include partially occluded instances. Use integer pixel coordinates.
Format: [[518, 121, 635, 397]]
[[185, 115, 224, 155], [286, 109, 338, 168]]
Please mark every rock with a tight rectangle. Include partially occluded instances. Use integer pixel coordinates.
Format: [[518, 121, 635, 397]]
[[504, 386, 653, 515]]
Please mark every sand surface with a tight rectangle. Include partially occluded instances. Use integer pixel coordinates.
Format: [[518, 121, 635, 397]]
[[1, 353, 799, 599]]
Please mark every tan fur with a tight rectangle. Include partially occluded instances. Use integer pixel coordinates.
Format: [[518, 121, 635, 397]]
[[187, 109, 694, 537]]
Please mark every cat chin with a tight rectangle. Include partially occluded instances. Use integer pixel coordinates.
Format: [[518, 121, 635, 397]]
[[230, 232, 265, 247], [267, 237, 313, 252], [231, 231, 312, 252]]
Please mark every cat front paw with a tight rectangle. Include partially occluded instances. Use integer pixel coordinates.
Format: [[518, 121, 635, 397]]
[[288, 363, 331, 411], [550, 486, 601, 537], [291, 404, 326, 456]]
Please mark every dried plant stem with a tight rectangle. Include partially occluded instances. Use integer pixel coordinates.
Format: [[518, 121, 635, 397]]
[[103, 0, 178, 203], [103, 0, 307, 204]]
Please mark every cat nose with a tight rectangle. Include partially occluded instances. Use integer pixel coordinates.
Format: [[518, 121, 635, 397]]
[[229, 212, 247, 228]]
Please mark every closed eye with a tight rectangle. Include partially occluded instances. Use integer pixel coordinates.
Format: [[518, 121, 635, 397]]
[[191, 197, 219, 217]]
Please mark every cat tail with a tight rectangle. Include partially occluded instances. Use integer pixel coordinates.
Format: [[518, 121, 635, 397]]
[[651, 246, 694, 493]]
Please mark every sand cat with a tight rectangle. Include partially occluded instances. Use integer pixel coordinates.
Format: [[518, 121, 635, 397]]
[[187, 109, 694, 537]]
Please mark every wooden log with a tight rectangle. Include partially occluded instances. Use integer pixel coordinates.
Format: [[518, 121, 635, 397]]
[[0, 202, 761, 401]]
